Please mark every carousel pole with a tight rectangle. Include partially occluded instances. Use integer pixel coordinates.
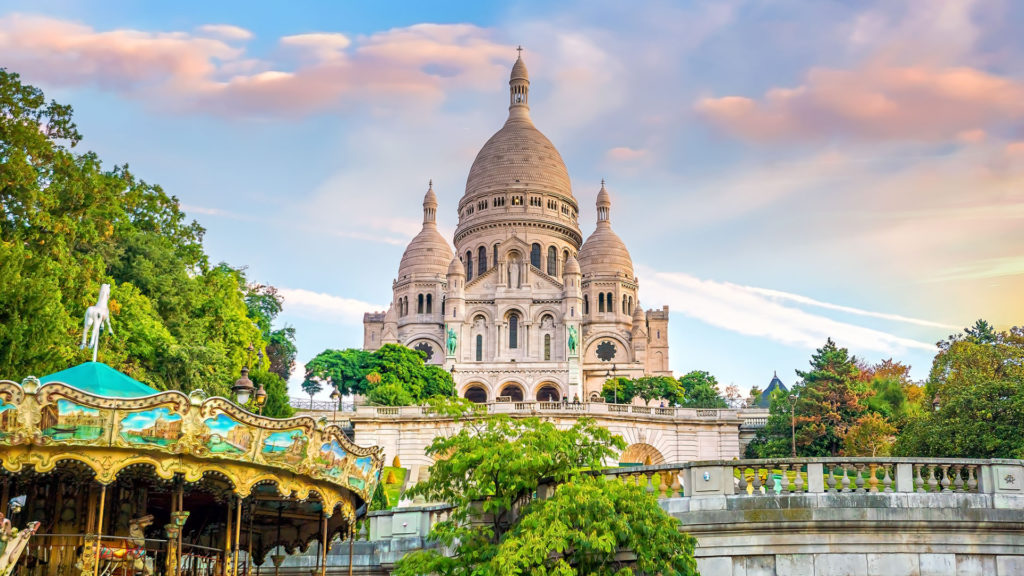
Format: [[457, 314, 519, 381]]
[[320, 513, 327, 576], [247, 501, 255, 576], [93, 483, 108, 576], [234, 498, 242, 576], [178, 484, 185, 575], [224, 497, 233, 576], [347, 524, 353, 576]]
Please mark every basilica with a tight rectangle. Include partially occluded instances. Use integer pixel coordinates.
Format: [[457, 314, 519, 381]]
[[363, 53, 671, 403]]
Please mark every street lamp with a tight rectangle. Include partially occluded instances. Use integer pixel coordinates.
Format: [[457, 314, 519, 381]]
[[232, 343, 256, 405], [254, 382, 267, 415], [932, 395, 941, 412], [330, 387, 341, 423], [788, 394, 798, 458]]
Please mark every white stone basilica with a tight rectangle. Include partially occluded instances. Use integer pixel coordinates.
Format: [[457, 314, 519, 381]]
[[363, 54, 671, 402]]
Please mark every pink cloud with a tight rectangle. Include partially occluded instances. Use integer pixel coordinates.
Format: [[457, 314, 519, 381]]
[[0, 14, 511, 117], [605, 146, 648, 162], [695, 62, 1024, 142]]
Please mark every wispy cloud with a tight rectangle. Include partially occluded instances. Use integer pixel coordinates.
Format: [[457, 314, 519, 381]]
[[639, 266, 938, 354], [279, 288, 383, 326], [742, 286, 957, 329], [0, 14, 512, 117]]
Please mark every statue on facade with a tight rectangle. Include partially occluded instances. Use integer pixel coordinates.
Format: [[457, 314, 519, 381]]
[[81, 284, 114, 362], [568, 325, 578, 355], [446, 326, 457, 355], [508, 258, 520, 287]]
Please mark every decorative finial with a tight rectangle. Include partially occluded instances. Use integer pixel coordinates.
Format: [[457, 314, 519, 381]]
[[516, 45, 523, 57], [429, 179, 433, 189], [601, 178, 605, 188]]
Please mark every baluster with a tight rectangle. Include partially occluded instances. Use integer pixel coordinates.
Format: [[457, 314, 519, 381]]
[[752, 468, 762, 495], [645, 473, 656, 495], [940, 465, 952, 493], [967, 465, 978, 493], [927, 465, 939, 492], [868, 463, 879, 493], [779, 464, 790, 494], [671, 470, 683, 497], [658, 472, 668, 498], [765, 466, 776, 495], [840, 464, 852, 493], [794, 465, 804, 493], [827, 464, 837, 492], [952, 465, 964, 492], [914, 464, 925, 493], [854, 464, 866, 493], [737, 467, 748, 496], [882, 464, 892, 493]]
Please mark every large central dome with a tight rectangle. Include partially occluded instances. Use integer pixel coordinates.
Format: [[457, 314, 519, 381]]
[[454, 54, 581, 251], [463, 115, 573, 201]]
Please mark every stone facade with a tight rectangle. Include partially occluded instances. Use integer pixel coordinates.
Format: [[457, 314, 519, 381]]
[[363, 54, 672, 402]]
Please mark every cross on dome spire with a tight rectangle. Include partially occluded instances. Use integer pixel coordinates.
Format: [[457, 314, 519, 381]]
[[509, 47, 530, 111]]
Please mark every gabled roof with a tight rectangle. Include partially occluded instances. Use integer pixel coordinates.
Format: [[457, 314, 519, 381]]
[[41, 362, 160, 398], [757, 371, 789, 408]]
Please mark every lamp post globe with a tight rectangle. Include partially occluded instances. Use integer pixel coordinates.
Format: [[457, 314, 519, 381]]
[[232, 367, 254, 405]]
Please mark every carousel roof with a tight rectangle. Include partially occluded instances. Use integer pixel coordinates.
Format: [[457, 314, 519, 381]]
[[40, 361, 160, 397]]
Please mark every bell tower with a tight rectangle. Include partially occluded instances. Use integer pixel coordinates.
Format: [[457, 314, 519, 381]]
[[509, 46, 529, 110]]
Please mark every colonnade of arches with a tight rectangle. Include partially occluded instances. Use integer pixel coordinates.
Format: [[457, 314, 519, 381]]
[[397, 292, 443, 317], [461, 382, 564, 403]]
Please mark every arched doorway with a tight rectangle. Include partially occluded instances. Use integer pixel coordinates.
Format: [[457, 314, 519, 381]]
[[463, 385, 488, 404], [536, 385, 560, 402], [499, 383, 524, 402], [619, 443, 666, 466]]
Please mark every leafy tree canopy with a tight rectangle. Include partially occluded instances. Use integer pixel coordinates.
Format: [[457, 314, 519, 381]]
[[0, 69, 293, 413], [677, 370, 728, 408], [303, 344, 455, 406], [394, 399, 696, 575], [894, 322, 1024, 458]]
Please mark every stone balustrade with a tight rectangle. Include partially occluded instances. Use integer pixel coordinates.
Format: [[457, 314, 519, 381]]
[[335, 400, 755, 423]]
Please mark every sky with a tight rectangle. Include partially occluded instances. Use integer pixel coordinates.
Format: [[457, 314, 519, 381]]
[[4, 0, 1023, 399]]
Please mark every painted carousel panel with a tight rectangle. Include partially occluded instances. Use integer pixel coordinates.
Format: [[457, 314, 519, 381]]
[[40, 399, 106, 442], [200, 413, 253, 456], [261, 429, 308, 466], [118, 407, 184, 447]]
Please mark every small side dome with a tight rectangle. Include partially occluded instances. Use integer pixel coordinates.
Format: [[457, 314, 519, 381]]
[[564, 254, 581, 275], [510, 53, 529, 82], [447, 255, 464, 277], [578, 181, 634, 278], [397, 182, 454, 279]]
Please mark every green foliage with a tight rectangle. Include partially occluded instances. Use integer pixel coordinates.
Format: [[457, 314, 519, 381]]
[[492, 475, 699, 576], [600, 377, 635, 404], [677, 370, 728, 408], [369, 478, 390, 512], [304, 344, 455, 406], [747, 339, 866, 458], [0, 69, 295, 401], [394, 403, 627, 575], [249, 369, 295, 419], [894, 324, 1024, 458]]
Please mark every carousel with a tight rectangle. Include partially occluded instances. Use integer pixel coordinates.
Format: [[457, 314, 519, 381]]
[[0, 358, 383, 576]]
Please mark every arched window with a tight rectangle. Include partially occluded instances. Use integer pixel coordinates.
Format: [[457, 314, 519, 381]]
[[476, 334, 483, 361], [441, 295, 445, 316], [464, 385, 487, 403], [530, 243, 541, 269], [493, 244, 499, 269], [622, 295, 627, 314], [426, 294, 433, 314], [500, 384, 524, 402], [465, 251, 473, 281], [417, 294, 424, 314], [547, 246, 557, 275], [544, 334, 551, 361], [628, 296, 633, 313], [562, 249, 569, 278], [508, 314, 519, 349], [598, 293, 605, 313], [607, 293, 614, 312], [583, 294, 589, 315], [478, 246, 487, 276]]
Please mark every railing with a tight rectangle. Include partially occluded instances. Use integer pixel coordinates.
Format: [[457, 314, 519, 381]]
[[26, 533, 227, 576], [347, 402, 751, 422], [578, 458, 1021, 499], [288, 397, 341, 412]]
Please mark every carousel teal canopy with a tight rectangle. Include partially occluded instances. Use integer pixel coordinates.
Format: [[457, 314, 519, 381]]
[[40, 361, 160, 398]]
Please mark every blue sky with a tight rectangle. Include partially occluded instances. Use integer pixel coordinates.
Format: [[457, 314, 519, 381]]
[[4, 0, 1023, 399]]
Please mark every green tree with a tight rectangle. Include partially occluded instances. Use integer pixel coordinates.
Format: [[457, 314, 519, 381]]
[[0, 69, 294, 402], [250, 369, 295, 419], [492, 475, 698, 575], [678, 370, 727, 408], [843, 412, 895, 457], [794, 339, 866, 456], [304, 344, 455, 406], [600, 377, 635, 404], [894, 324, 1024, 458], [395, 400, 694, 575]]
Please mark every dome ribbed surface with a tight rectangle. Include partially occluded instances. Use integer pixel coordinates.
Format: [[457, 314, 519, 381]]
[[579, 224, 634, 278], [447, 255, 464, 276], [398, 225, 453, 280], [564, 254, 581, 275], [463, 117, 573, 201], [511, 57, 529, 81]]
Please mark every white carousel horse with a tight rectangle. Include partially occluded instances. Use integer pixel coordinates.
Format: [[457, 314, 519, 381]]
[[81, 284, 114, 362]]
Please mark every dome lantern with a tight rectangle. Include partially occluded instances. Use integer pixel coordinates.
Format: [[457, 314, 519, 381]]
[[509, 46, 530, 110], [578, 180, 634, 279]]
